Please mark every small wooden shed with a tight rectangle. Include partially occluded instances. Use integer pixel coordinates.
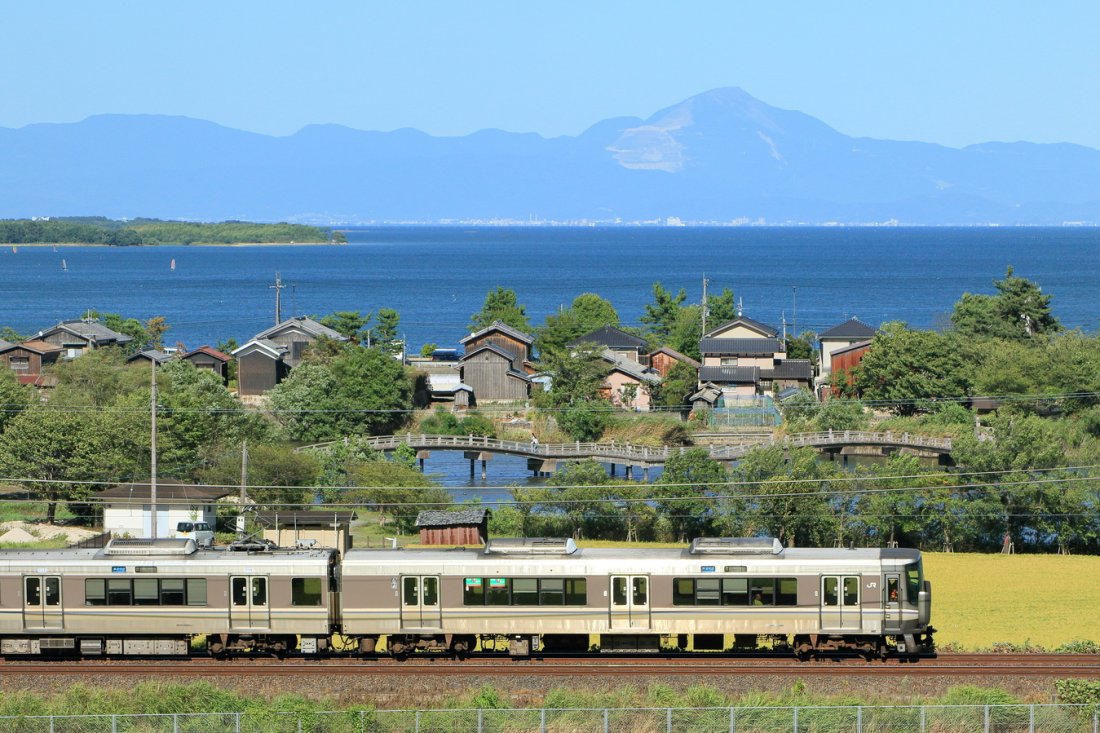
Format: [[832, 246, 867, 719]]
[[254, 510, 358, 551], [415, 509, 491, 545]]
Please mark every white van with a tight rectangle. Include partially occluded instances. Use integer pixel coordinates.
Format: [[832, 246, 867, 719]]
[[175, 521, 215, 548]]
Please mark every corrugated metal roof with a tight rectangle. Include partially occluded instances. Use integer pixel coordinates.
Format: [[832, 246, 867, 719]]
[[460, 321, 534, 346], [602, 350, 660, 384], [700, 338, 782, 355], [415, 508, 491, 527]]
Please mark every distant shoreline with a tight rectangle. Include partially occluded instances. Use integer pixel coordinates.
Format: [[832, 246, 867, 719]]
[[7, 241, 341, 248]]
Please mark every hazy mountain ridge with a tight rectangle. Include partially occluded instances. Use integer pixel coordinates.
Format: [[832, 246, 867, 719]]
[[1, 87, 1098, 224]]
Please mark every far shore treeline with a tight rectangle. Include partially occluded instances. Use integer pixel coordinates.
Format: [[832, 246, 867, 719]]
[[0, 217, 345, 245]]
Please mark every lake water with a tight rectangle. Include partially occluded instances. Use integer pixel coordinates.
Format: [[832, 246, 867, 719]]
[[2, 226, 1097, 493]]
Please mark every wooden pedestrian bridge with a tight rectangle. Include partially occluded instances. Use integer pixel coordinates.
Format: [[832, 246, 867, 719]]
[[305, 431, 954, 478]]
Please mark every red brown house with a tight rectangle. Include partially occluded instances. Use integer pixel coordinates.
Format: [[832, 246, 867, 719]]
[[181, 345, 232, 385], [0, 339, 63, 385]]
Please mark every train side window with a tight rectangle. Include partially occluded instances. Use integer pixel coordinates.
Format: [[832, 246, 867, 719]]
[[537, 578, 564, 606], [186, 579, 207, 606], [85, 579, 106, 606], [44, 577, 61, 606], [251, 578, 267, 606], [422, 577, 439, 606], [231, 577, 248, 606], [721, 578, 748, 606], [564, 578, 587, 605], [161, 579, 185, 605], [292, 578, 323, 606], [843, 577, 859, 606], [25, 577, 40, 606], [107, 579, 132, 606], [486, 578, 510, 606], [632, 577, 648, 605], [823, 577, 839, 606], [133, 579, 159, 606], [402, 577, 419, 606], [463, 578, 485, 605], [612, 576, 628, 606], [673, 578, 695, 605], [777, 578, 798, 606], [696, 578, 721, 606], [512, 578, 539, 606]]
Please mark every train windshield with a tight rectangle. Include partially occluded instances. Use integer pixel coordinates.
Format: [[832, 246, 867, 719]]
[[905, 560, 922, 602]]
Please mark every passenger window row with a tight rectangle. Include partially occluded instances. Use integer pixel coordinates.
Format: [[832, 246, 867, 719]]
[[85, 578, 207, 606], [463, 577, 587, 606], [674, 577, 798, 606]]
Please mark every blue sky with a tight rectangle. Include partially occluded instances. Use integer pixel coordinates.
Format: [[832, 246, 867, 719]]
[[2, 1, 1097, 149]]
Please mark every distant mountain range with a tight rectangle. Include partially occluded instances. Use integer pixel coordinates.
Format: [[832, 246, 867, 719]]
[[2, 87, 1099, 225]]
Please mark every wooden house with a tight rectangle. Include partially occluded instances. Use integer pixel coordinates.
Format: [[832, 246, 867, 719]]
[[568, 325, 649, 363], [34, 319, 133, 359], [647, 346, 700, 378], [459, 322, 535, 402], [232, 339, 289, 396], [181, 345, 232, 385], [415, 508, 491, 545], [818, 318, 876, 378], [460, 321, 534, 367], [0, 339, 63, 385], [125, 349, 171, 367], [253, 316, 347, 368]]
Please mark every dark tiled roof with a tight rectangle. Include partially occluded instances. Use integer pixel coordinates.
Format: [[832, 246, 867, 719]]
[[415, 509, 491, 527], [698, 366, 760, 384], [254, 511, 358, 527], [760, 360, 814, 381], [41, 320, 133, 345], [125, 349, 171, 364], [568, 325, 647, 350], [98, 481, 233, 504], [703, 315, 778, 339], [254, 316, 347, 342], [819, 318, 877, 340], [700, 338, 782, 356], [461, 321, 534, 346]]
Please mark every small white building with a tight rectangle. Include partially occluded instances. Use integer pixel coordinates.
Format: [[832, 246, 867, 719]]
[[97, 481, 233, 539]]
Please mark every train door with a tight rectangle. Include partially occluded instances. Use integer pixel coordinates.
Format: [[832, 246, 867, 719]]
[[400, 575, 442, 630], [609, 575, 650, 630], [820, 575, 861, 631], [883, 574, 902, 633], [23, 576, 63, 630], [229, 576, 270, 629]]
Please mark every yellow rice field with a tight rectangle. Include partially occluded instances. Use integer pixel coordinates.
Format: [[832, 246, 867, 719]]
[[923, 552, 1100, 649]]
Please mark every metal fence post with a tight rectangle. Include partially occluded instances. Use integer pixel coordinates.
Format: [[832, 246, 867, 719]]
[[415, 710, 421, 733], [112, 714, 118, 733], [793, 706, 798, 733], [920, 705, 925, 733], [729, 706, 736, 733], [540, 708, 546, 733], [984, 705, 990, 733], [667, 707, 672, 733], [1094, 708, 1098, 733], [173, 713, 179, 733], [478, 708, 484, 733], [49, 716, 54, 733], [1029, 704, 1034, 733], [857, 705, 862, 733], [603, 708, 609, 733], [298, 715, 303, 733], [236, 711, 241, 733], [361, 710, 366, 733]]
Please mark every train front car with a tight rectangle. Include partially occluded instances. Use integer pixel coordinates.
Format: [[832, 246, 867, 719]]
[[338, 537, 934, 660], [0, 538, 338, 658]]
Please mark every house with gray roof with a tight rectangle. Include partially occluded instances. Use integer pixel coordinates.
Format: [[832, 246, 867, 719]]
[[254, 316, 348, 368], [35, 319, 134, 359], [232, 338, 290, 397], [600, 349, 660, 410], [125, 349, 172, 367], [459, 322, 535, 402], [568, 325, 649, 363], [818, 317, 877, 379]]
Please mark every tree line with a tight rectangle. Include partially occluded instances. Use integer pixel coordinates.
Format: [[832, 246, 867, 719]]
[[0, 218, 343, 245]]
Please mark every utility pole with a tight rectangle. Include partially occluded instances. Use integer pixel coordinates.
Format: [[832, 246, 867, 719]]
[[701, 274, 709, 336], [792, 286, 798, 340], [238, 440, 248, 539], [150, 357, 158, 539], [270, 273, 285, 325]]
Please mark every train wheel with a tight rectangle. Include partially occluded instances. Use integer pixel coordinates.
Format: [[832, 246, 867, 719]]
[[388, 640, 409, 661]]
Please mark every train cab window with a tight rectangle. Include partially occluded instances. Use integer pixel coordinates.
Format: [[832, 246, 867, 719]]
[[133, 579, 159, 605], [85, 579, 106, 606], [107, 579, 132, 605], [612, 576, 628, 606], [886, 577, 900, 604], [906, 562, 922, 602], [232, 578, 248, 606], [632, 577, 648, 605], [25, 577, 41, 605], [777, 578, 798, 606], [512, 578, 539, 606], [751, 578, 775, 606], [486, 578, 510, 606], [538, 578, 564, 606], [251, 578, 267, 606], [160, 579, 185, 605], [564, 578, 587, 605], [843, 577, 859, 606], [292, 578, 323, 606], [695, 578, 721, 606], [186, 579, 207, 606], [722, 578, 748, 606], [463, 578, 485, 605]]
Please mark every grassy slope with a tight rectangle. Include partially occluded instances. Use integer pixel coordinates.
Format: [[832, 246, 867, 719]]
[[924, 552, 1100, 649]]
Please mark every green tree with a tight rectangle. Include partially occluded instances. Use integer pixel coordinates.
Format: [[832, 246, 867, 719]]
[[268, 363, 342, 442], [951, 267, 1061, 340], [368, 308, 401, 354], [730, 446, 838, 547], [640, 282, 687, 344], [319, 311, 370, 343], [470, 287, 531, 332], [540, 343, 609, 407], [649, 360, 699, 409], [0, 368, 34, 433], [654, 448, 727, 542], [346, 458, 452, 532], [202, 442, 320, 507], [537, 293, 620, 355], [853, 322, 972, 414]]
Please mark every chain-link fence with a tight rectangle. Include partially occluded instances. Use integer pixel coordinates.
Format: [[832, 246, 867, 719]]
[[0, 704, 1097, 733]]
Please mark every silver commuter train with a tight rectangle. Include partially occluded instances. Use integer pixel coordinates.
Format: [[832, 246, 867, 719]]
[[0, 536, 934, 659]]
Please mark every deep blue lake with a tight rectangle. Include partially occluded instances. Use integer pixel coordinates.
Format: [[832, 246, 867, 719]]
[[2, 226, 1097, 492]]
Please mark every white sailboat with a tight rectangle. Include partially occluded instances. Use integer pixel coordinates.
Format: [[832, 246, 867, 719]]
[[61, 259, 68, 272], [170, 258, 176, 271]]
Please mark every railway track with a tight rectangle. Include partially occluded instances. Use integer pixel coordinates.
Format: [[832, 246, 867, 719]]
[[2, 654, 1097, 678]]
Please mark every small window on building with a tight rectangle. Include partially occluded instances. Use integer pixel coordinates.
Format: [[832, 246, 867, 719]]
[[292, 577, 323, 606], [696, 578, 721, 606], [751, 578, 775, 606], [9, 356, 29, 371]]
